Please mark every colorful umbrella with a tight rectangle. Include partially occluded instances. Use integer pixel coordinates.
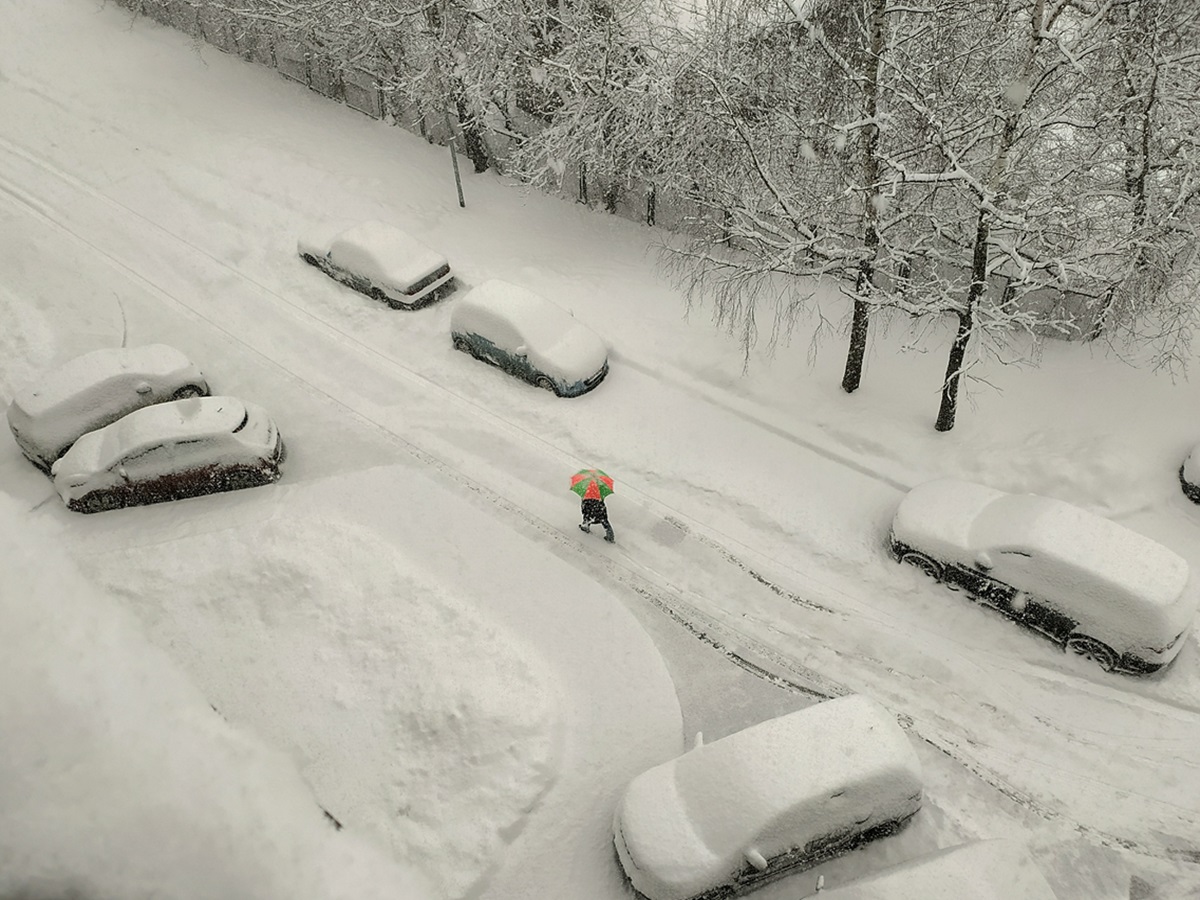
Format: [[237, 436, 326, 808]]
[[571, 468, 614, 500]]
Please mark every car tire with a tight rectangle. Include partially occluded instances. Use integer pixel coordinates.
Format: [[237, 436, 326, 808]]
[[301, 253, 319, 266], [79, 491, 120, 514], [173, 385, 206, 400], [453, 335, 471, 355], [900, 551, 942, 582], [1065, 635, 1117, 672], [534, 375, 558, 395]]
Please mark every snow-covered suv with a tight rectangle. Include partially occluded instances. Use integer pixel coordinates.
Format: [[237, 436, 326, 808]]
[[889, 478, 1197, 674]]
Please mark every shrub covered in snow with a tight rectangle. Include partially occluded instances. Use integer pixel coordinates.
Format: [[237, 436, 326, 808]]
[[0, 492, 435, 900]]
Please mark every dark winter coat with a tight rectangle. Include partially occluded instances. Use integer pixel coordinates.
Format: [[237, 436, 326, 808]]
[[581, 497, 610, 525]]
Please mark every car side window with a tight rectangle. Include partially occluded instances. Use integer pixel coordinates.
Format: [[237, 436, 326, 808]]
[[122, 444, 171, 472]]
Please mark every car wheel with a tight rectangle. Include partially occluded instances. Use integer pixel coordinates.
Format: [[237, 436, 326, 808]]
[[534, 375, 558, 395], [900, 551, 942, 582], [300, 253, 319, 265], [453, 335, 471, 354], [173, 385, 205, 400], [1065, 635, 1117, 672], [79, 491, 120, 514]]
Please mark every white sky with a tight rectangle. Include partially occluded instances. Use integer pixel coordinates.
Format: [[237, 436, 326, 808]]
[[1, 1, 1198, 899]]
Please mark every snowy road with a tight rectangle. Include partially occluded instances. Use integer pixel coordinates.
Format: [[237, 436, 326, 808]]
[[2, 3, 1199, 897]]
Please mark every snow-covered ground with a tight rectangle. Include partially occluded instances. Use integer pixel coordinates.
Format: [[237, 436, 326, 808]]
[[1, 1, 1198, 898]]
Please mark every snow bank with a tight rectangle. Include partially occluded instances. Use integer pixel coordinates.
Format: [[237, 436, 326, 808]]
[[812, 839, 1058, 900], [73, 510, 563, 900], [0, 491, 436, 900]]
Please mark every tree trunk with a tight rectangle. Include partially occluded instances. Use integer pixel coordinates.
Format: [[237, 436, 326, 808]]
[[454, 94, 491, 174], [841, 0, 887, 394], [935, 309, 973, 432], [842, 287, 872, 392], [935, 210, 991, 432]]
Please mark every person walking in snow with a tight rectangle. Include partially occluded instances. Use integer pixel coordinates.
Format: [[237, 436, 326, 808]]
[[571, 468, 616, 543], [580, 496, 615, 543]]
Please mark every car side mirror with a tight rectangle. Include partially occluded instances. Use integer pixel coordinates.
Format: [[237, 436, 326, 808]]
[[515, 345, 528, 357], [135, 381, 152, 394], [975, 551, 993, 570]]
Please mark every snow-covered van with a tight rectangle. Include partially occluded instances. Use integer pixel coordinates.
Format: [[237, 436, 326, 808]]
[[813, 839, 1059, 900], [6, 344, 208, 472], [612, 694, 923, 900], [890, 478, 1197, 674]]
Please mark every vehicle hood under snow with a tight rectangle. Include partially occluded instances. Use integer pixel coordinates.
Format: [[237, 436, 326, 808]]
[[891, 478, 1006, 560]]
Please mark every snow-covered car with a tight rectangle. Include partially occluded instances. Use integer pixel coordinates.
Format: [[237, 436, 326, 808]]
[[450, 279, 609, 397], [889, 477, 1197, 674], [814, 839, 1059, 900], [6, 344, 209, 472], [52, 396, 285, 514], [1179, 444, 1200, 503], [612, 694, 923, 900], [298, 220, 453, 309]]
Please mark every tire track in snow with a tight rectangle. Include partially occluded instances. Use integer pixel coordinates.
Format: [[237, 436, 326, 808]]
[[2, 138, 1197, 867]]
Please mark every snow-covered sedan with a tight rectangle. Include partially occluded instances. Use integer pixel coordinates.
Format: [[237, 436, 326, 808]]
[[450, 279, 609, 397], [52, 396, 285, 514], [613, 695, 923, 900], [889, 477, 1197, 674], [6, 344, 209, 472], [298, 220, 453, 309]]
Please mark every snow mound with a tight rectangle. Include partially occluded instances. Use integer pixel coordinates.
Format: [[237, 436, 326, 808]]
[[0, 491, 436, 900], [74, 511, 563, 900], [816, 838, 1058, 899]]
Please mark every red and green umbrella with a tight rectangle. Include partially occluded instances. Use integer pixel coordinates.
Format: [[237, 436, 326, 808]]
[[571, 468, 614, 500]]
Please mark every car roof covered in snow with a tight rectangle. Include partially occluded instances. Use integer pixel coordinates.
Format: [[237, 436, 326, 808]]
[[671, 694, 921, 849], [9, 344, 195, 420], [817, 839, 1060, 900], [324, 220, 448, 286], [968, 493, 1189, 610], [451, 279, 582, 346]]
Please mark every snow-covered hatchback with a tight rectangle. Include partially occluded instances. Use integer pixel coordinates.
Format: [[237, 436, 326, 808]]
[[52, 396, 284, 514], [613, 694, 922, 900], [890, 478, 1197, 674], [6, 344, 209, 472], [298, 220, 453, 309], [450, 279, 609, 397]]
